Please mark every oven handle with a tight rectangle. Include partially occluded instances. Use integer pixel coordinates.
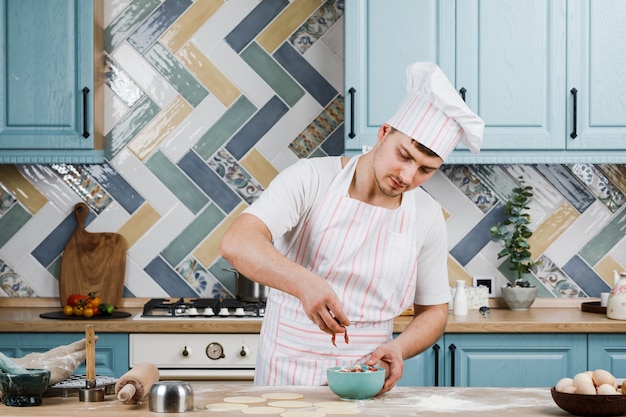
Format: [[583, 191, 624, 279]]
[[156, 368, 255, 381]]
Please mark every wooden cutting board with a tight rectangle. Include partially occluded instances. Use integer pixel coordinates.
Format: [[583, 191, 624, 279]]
[[59, 203, 127, 308]]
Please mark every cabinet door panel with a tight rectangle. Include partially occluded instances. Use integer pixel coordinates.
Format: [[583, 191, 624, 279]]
[[397, 339, 443, 387], [587, 334, 626, 376], [454, 0, 566, 153], [445, 334, 587, 387], [0, 0, 98, 163], [344, 0, 454, 154], [566, 0, 626, 150]]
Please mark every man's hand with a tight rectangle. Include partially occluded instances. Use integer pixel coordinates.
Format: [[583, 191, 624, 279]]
[[298, 276, 350, 336], [365, 342, 404, 394]]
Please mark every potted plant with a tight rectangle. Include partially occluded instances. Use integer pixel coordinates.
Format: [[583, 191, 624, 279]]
[[490, 176, 538, 311]]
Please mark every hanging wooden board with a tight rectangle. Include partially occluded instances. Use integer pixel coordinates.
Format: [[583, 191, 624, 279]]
[[59, 203, 127, 307]]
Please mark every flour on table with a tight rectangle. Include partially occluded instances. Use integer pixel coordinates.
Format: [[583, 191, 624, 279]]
[[316, 407, 361, 414], [204, 402, 249, 411], [241, 406, 286, 414], [262, 392, 305, 400], [223, 396, 267, 404]]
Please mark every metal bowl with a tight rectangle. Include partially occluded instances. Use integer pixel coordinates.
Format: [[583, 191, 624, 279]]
[[149, 381, 194, 413]]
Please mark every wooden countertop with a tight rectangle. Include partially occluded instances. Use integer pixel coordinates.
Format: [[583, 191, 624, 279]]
[[0, 297, 623, 333], [1, 384, 566, 416]]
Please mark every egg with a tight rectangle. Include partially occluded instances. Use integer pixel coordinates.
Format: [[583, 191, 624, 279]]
[[597, 383, 620, 395], [592, 369, 617, 388], [562, 385, 577, 394], [576, 381, 597, 395], [555, 377, 574, 393], [573, 372, 594, 388]]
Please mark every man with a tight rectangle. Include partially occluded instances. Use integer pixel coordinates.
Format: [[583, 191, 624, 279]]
[[220, 62, 484, 393]]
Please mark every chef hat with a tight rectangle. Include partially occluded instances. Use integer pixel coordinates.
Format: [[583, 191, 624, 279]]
[[387, 62, 484, 160]]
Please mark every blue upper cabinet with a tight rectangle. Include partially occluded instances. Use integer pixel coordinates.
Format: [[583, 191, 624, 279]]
[[0, 0, 102, 164], [345, 0, 626, 163], [344, 0, 455, 155]]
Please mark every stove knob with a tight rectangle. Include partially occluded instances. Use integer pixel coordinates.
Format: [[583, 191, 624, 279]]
[[234, 307, 245, 317], [187, 307, 198, 316], [239, 346, 250, 358], [182, 346, 191, 357], [218, 308, 230, 316]]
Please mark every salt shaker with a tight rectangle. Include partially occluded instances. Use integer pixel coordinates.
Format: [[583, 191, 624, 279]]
[[453, 280, 468, 316]]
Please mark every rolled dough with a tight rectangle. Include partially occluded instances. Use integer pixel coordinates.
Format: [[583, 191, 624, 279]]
[[312, 402, 357, 408], [223, 396, 267, 404], [268, 401, 313, 408], [204, 402, 249, 411], [241, 406, 286, 414], [280, 411, 326, 417]]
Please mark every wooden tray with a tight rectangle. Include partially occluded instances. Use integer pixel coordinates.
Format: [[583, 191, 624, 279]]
[[40, 311, 131, 320], [581, 301, 606, 314]]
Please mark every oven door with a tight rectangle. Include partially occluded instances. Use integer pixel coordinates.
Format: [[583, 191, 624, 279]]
[[130, 334, 258, 382]]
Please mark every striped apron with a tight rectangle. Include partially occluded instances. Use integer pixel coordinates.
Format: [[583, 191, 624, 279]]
[[255, 157, 419, 386]]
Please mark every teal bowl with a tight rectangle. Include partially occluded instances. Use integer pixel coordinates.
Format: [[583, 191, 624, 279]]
[[327, 366, 385, 400], [0, 368, 51, 407]]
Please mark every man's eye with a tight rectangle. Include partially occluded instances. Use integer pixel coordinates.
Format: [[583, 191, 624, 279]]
[[399, 152, 410, 160]]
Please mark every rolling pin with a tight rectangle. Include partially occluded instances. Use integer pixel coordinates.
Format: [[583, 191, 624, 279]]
[[115, 362, 160, 404]]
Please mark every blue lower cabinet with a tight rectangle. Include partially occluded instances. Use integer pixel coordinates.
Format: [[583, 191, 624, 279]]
[[397, 333, 587, 387], [0, 333, 129, 378], [588, 334, 626, 376]]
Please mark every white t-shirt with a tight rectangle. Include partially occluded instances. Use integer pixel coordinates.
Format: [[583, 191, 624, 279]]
[[244, 156, 451, 306]]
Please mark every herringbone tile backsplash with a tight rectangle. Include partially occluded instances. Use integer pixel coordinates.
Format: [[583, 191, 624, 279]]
[[0, 0, 624, 301]]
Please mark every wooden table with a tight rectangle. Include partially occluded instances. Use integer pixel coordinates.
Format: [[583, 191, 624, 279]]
[[1, 384, 569, 416]]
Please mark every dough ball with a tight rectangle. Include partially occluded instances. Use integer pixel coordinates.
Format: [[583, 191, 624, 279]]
[[592, 369, 617, 388], [555, 377, 574, 392]]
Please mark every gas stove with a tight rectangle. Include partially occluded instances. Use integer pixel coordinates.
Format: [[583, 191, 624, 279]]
[[138, 298, 265, 319]]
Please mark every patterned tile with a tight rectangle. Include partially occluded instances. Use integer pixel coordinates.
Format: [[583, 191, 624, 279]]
[[4, 1, 626, 301], [0, 261, 35, 297], [50, 164, 113, 214], [105, 53, 144, 107], [440, 165, 498, 213], [178, 151, 242, 213], [289, 95, 343, 158], [208, 149, 264, 205], [569, 163, 625, 213], [257, 0, 323, 54], [289, 0, 344, 54]]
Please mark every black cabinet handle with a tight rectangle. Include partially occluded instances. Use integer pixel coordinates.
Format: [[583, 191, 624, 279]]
[[570, 88, 578, 139], [82, 87, 90, 138], [449, 344, 456, 387], [348, 87, 356, 139], [432, 344, 440, 386], [459, 87, 467, 102]]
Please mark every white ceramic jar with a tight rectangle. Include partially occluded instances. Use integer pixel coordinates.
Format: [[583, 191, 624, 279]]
[[606, 271, 626, 320]]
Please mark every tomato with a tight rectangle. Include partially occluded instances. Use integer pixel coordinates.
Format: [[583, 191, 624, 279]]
[[73, 305, 84, 316], [63, 305, 74, 316], [87, 292, 101, 308], [83, 307, 94, 318], [67, 294, 88, 307]]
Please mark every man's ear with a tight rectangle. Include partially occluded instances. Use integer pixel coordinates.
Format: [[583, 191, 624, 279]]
[[377, 123, 393, 142]]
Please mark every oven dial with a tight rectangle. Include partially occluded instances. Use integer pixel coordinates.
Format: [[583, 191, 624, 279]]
[[239, 346, 250, 357], [181, 346, 191, 357], [206, 342, 225, 360]]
